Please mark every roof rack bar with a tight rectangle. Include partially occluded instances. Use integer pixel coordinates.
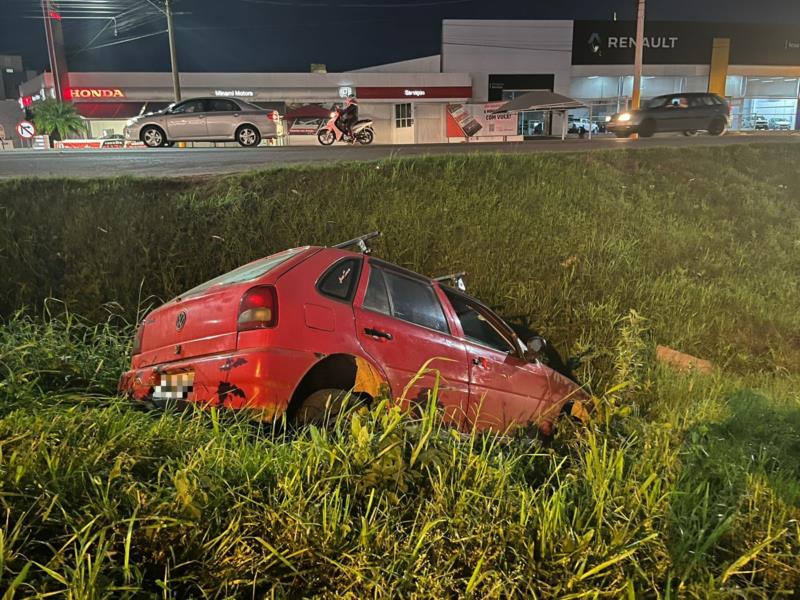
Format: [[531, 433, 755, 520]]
[[433, 272, 467, 291], [333, 231, 381, 254]]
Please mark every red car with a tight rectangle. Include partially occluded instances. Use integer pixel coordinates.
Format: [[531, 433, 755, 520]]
[[119, 233, 587, 436]]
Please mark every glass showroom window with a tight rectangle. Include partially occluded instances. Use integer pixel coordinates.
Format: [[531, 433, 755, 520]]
[[395, 103, 413, 128], [740, 77, 799, 130]]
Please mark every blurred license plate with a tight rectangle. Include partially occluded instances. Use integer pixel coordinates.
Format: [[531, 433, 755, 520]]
[[153, 371, 194, 401]]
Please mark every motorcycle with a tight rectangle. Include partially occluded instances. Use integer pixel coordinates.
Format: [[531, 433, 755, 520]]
[[317, 107, 375, 146]]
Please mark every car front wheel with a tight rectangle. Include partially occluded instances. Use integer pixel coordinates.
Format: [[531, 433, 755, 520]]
[[141, 126, 166, 148], [236, 125, 261, 148], [638, 119, 656, 138]]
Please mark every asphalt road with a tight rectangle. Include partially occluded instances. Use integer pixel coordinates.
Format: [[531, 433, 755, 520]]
[[1, 133, 799, 179]]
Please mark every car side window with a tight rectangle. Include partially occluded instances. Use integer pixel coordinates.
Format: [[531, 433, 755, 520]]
[[363, 267, 391, 314], [668, 96, 689, 109], [689, 96, 707, 108], [444, 290, 514, 354], [363, 266, 449, 334], [171, 100, 205, 114], [318, 258, 362, 302], [208, 99, 239, 112]]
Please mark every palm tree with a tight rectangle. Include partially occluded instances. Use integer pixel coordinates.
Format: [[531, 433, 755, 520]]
[[32, 100, 87, 144]]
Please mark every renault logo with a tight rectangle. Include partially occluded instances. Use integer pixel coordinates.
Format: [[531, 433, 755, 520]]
[[176, 311, 187, 331], [588, 32, 603, 54]]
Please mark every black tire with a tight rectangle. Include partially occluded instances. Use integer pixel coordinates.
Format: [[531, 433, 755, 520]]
[[141, 125, 166, 148], [236, 125, 261, 148], [356, 128, 374, 145], [317, 129, 335, 146], [708, 118, 727, 136], [683, 130, 698, 137], [292, 388, 360, 427], [638, 120, 656, 138]]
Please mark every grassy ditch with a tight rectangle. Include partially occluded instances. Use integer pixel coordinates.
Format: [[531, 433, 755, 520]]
[[0, 144, 799, 596]]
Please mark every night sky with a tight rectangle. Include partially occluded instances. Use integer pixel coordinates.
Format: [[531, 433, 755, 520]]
[[3, 0, 800, 74]]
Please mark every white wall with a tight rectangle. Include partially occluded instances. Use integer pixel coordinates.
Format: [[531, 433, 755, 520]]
[[442, 20, 574, 101]]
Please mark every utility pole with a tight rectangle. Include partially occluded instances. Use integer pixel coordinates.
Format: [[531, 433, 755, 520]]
[[631, 0, 645, 110], [165, 0, 181, 102]]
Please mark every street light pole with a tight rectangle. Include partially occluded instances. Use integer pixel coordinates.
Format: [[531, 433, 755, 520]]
[[165, 0, 181, 102], [631, 0, 645, 110]]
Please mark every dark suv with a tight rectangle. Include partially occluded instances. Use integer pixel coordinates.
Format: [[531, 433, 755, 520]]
[[607, 93, 730, 138]]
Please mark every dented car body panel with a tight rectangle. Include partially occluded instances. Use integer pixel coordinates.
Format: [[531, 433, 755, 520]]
[[119, 244, 587, 434]]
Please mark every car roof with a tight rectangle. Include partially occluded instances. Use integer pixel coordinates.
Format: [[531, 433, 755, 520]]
[[651, 92, 720, 99], [177, 97, 255, 103]]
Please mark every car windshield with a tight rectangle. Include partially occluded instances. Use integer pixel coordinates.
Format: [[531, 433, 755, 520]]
[[179, 248, 305, 298]]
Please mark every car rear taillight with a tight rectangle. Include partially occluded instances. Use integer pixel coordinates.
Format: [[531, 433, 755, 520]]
[[267, 111, 278, 121], [238, 285, 278, 331], [132, 322, 145, 355]]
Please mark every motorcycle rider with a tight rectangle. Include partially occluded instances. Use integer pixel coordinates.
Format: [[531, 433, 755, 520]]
[[337, 95, 359, 141]]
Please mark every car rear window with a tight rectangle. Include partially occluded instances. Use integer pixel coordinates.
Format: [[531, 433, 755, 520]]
[[180, 248, 305, 298]]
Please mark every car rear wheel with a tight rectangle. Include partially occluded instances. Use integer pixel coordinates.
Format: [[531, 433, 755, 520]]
[[638, 119, 656, 138], [141, 126, 166, 148], [293, 388, 363, 427], [708, 118, 727, 136], [236, 125, 261, 148]]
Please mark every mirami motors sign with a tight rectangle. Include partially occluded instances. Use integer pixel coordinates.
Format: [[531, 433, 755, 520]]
[[573, 21, 800, 65]]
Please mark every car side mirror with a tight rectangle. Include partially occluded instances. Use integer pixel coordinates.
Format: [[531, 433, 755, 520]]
[[527, 336, 547, 354]]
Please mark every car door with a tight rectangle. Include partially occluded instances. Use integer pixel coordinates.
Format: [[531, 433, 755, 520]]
[[353, 260, 471, 427], [165, 99, 208, 140], [442, 289, 555, 434], [660, 95, 692, 132], [205, 98, 240, 139], [687, 96, 712, 130]]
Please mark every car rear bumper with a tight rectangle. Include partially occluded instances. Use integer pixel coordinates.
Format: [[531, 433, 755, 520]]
[[118, 346, 315, 421]]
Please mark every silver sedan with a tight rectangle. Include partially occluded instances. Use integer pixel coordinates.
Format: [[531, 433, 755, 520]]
[[125, 97, 283, 148]]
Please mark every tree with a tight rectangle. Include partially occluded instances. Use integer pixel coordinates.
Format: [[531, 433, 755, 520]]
[[32, 100, 86, 143]]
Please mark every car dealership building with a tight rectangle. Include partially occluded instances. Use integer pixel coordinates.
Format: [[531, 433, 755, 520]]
[[19, 69, 473, 144], [17, 19, 800, 143], [440, 20, 800, 135]]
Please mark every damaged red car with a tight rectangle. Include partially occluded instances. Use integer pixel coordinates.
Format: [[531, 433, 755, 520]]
[[119, 233, 588, 436]]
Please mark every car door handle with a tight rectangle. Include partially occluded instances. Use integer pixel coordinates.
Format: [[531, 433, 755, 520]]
[[472, 357, 488, 368], [364, 327, 393, 341]]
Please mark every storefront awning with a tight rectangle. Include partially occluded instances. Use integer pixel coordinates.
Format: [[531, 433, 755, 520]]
[[492, 91, 586, 113]]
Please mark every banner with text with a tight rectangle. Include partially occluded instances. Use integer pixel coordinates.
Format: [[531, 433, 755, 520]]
[[446, 102, 518, 138]]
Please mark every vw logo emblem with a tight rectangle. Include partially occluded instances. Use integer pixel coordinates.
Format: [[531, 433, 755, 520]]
[[176, 311, 187, 331]]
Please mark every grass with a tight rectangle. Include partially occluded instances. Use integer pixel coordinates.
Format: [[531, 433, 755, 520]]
[[0, 144, 799, 596]]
